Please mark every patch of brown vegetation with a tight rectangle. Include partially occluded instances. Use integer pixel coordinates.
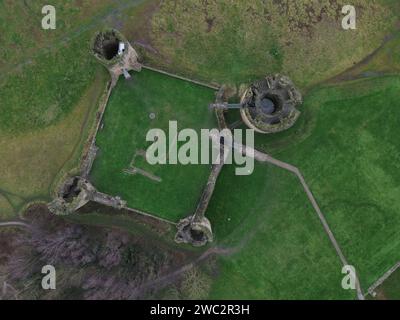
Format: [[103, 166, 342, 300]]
[[122, 0, 161, 50], [1, 204, 203, 299], [0, 230, 17, 265], [76, 201, 173, 235]]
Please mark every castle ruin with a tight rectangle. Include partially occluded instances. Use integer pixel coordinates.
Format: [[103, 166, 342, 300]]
[[211, 74, 302, 134], [48, 29, 302, 247], [91, 28, 142, 86]]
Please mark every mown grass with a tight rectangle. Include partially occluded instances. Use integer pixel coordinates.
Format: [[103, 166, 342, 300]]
[[241, 75, 400, 290], [205, 162, 354, 299], [202, 74, 400, 298], [90, 69, 217, 221]]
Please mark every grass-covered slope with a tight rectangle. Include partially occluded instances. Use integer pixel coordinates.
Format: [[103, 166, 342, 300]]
[[146, 0, 395, 88]]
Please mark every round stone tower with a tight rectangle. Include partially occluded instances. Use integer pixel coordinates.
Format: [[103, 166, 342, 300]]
[[240, 74, 302, 134], [175, 215, 213, 247], [91, 28, 142, 86]]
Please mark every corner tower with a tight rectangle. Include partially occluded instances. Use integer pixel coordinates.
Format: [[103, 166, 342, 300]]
[[91, 28, 142, 86]]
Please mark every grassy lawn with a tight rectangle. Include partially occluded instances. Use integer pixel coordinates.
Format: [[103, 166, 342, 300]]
[[205, 162, 354, 299], [198, 32, 400, 299], [90, 69, 218, 221], [234, 75, 400, 290]]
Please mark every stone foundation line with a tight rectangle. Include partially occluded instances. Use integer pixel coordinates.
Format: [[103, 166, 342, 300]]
[[142, 65, 220, 90], [124, 207, 177, 226], [80, 81, 113, 178], [174, 87, 228, 247], [365, 261, 400, 297]]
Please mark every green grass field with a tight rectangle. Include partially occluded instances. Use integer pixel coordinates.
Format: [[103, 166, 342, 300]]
[[205, 162, 354, 299], [275, 76, 400, 289], [197, 37, 400, 296], [2, 0, 400, 300], [90, 69, 217, 221], [212, 75, 400, 295]]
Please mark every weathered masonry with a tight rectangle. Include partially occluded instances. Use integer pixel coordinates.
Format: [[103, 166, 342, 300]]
[[48, 29, 302, 247], [211, 74, 302, 134], [91, 28, 142, 86]]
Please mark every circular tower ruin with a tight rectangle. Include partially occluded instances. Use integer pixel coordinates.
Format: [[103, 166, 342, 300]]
[[240, 74, 302, 134], [91, 28, 142, 86], [175, 215, 213, 247]]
